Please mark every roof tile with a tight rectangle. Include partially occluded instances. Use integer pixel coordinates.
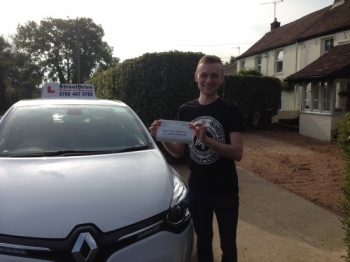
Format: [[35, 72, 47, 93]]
[[223, 63, 237, 76]]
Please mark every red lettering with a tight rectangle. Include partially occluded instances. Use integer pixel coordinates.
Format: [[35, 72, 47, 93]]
[[47, 86, 55, 93]]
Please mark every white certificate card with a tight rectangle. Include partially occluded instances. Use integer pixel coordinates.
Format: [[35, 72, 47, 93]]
[[156, 120, 193, 143]]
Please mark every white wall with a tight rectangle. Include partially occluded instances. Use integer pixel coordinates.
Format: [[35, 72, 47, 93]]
[[299, 113, 343, 141], [237, 29, 350, 113]]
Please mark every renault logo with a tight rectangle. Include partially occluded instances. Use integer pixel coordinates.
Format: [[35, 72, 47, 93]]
[[72, 232, 99, 262]]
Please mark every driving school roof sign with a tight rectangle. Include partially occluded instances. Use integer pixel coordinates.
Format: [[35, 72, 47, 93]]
[[42, 82, 97, 99]]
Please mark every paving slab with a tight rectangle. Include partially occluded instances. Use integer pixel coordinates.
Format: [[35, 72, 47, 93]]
[[171, 164, 347, 262]]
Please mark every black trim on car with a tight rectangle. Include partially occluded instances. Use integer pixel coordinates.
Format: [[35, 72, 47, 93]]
[[0, 211, 191, 262]]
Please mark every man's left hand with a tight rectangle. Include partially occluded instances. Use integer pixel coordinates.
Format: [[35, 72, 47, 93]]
[[190, 122, 207, 144]]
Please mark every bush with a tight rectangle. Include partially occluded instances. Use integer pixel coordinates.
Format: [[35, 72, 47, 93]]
[[336, 112, 350, 261], [281, 80, 294, 93]]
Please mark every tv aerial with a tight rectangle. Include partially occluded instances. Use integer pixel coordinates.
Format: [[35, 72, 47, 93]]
[[261, 0, 284, 20]]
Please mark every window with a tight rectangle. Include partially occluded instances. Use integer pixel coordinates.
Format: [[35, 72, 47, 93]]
[[304, 84, 311, 110], [240, 60, 245, 70], [256, 56, 262, 73], [312, 83, 320, 110], [275, 50, 283, 73], [323, 84, 331, 111], [302, 80, 348, 114], [0, 105, 149, 156], [323, 38, 334, 54], [335, 80, 347, 112], [312, 83, 331, 112]]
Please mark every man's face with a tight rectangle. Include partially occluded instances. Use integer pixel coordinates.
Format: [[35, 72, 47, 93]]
[[195, 62, 224, 96]]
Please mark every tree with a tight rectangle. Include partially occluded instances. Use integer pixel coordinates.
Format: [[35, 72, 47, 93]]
[[14, 17, 119, 84], [0, 36, 42, 111], [93, 54, 120, 77], [0, 36, 11, 111], [229, 56, 237, 64], [225, 56, 237, 65]]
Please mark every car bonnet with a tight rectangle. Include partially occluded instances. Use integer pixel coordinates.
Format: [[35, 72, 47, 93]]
[[0, 149, 173, 238]]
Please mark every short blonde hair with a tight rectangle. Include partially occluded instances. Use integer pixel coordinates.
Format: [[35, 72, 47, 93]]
[[197, 55, 224, 74], [197, 55, 223, 66]]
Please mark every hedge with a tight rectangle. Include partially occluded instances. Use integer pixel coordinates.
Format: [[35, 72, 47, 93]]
[[90, 51, 203, 127], [89, 51, 281, 163], [223, 75, 281, 127], [90, 51, 281, 128]]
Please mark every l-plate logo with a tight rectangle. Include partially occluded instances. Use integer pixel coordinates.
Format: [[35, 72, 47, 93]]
[[72, 232, 99, 262]]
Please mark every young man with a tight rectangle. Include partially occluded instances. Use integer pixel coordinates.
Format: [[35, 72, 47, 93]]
[[149, 55, 245, 262]]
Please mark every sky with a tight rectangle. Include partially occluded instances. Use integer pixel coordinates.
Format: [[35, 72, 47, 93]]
[[1, 0, 333, 63]]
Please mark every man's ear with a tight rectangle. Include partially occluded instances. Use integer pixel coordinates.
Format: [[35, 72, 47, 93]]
[[194, 72, 198, 82], [220, 74, 225, 84]]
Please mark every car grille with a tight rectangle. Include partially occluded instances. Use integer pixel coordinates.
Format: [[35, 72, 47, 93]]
[[0, 211, 190, 262]]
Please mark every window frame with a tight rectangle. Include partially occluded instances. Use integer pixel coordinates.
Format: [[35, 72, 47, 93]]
[[301, 79, 348, 115], [240, 60, 245, 70], [335, 79, 348, 114], [322, 37, 334, 54], [256, 56, 262, 73], [275, 49, 283, 73]]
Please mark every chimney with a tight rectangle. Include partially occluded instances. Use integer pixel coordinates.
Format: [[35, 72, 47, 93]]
[[271, 18, 281, 31]]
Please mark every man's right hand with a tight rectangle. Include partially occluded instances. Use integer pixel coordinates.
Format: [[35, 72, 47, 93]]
[[149, 120, 161, 137], [149, 119, 185, 158]]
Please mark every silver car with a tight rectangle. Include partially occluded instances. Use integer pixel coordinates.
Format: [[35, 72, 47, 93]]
[[0, 83, 193, 262]]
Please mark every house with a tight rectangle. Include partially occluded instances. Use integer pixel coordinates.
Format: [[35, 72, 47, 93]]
[[236, 0, 350, 141], [223, 62, 237, 76]]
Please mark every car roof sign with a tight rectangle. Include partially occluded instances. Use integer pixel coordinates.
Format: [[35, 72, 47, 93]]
[[42, 83, 97, 99]]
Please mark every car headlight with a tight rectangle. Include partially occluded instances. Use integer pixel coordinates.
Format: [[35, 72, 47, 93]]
[[166, 174, 190, 227]]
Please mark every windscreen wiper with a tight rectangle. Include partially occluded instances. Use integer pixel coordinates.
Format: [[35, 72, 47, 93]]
[[7, 150, 114, 157], [116, 145, 149, 153]]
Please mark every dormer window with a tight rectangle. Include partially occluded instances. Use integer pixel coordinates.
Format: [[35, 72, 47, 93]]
[[323, 38, 334, 54]]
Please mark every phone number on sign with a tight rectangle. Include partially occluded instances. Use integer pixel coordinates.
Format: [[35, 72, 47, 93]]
[[59, 92, 93, 97]]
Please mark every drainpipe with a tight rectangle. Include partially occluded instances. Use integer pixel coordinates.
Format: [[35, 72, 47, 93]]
[[294, 41, 299, 110]]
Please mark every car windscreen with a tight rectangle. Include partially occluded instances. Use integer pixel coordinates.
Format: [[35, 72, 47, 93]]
[[0, 104, 150, 157]]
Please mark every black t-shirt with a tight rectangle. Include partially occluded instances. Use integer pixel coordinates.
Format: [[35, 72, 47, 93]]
[[178, 97, 245, 194]]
